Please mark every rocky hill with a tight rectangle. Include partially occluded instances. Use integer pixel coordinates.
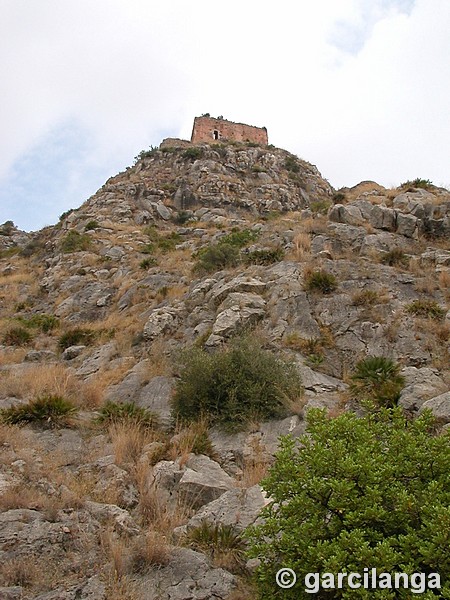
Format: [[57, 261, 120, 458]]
[[0, 140, 449, 599]]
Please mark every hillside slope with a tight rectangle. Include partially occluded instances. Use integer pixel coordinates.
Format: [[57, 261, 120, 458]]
[[0, 141, 449, 599]]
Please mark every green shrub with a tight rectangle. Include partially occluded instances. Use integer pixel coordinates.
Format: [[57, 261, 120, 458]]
[[350, 355, 405, 408], [173, 211, 192, 225], [183, 147, 204, 160], [58, 328, 96, 351], [400, 178, 433, 190], [406, 299, 446, 320], [134, 146, 158, 163], [193, 243, 239, 274], [247, 407, 450, 599], [16, 314, 59, 333], [172, 336, 303, 431], [60, 230, 91, 253], [243, 247, 285, 265], [310, 200, 332, 215], [96, 401, 158, 429], [219, 228, 259, 248], [84, 220, 99, 231], [304, 270, 337, 294], [380, 248, 408, 267], [1, 395, 77, 427], [284, 155, 300, 173], [0, 220, 15, 236], [2, 326, 33, 346]]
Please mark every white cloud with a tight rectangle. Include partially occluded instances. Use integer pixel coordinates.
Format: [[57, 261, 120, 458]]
[[0, 0, 449, 230]]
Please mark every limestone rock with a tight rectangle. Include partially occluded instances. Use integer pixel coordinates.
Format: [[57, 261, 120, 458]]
[[140, 547, 236, 600], [419, 391, 450, 423]]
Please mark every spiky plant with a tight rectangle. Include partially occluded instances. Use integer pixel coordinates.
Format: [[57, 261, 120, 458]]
[[350, 356, 405, 408]]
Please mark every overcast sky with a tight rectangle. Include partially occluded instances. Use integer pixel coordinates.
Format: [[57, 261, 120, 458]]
[[1, 0, 449, 232]]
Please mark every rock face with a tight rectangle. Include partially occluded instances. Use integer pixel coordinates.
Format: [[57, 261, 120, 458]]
[[0, 139, 449, 599]]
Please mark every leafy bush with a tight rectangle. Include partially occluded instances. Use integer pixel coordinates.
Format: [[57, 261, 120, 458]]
[[183, 147, 204, 160], [2, 326, 33, 346], [0, 220, 15, 236], [193, 228, 260, 274], [16, 314, 59, 333], [400, 178, 433, 190], [58, 328, 96, 351], [96, 401, 158, 429], [304, 270, 337, 294], [310, 200, 332, 215], [134, 146, 158, 163], [350, 355, 405, 408], [60, 230, 91, 253], [284, 155, 300, 173], [193, 243, 239, 274], [84, 220, 99, 231], [247, 407, 450, 599], [219, 228, 260, 248], [406, 299, 446, 320], [381, 248, 408, 267], [173, 211, 193, 225], [172, 336, 302, 431], [243, 247, 285, 265], [1, 395, 77, 427]]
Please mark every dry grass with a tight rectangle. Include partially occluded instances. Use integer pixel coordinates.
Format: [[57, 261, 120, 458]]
[[0, 363, 81, 403], [129, 531, 171, 572], [104, 576, 142, 600], [167, 417, 215, 465], [138, 483, 191, 536], [0, 346, 28, 366], [290, 231, 311, 261], [414, 276, 438, 294], [237, 437, 271, 488], [109, 421, 158, 466], [438, 269, 450, 300], [0, 556, 43, 588], [0, 485, 51, 511]]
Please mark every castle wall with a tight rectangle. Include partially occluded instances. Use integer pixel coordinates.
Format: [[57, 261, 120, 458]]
[[191, 116, 268, 145]]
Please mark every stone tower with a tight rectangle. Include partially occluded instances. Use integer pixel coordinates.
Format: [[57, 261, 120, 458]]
[[191, 116, 268, 145]]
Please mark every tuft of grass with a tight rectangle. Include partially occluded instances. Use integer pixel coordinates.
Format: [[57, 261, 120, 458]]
[[140, 256, 157, 269], [351, 289, 383, 307], [1, 394, 77, 427], [304, 269, 337, 294], [97, 401, 158, 429], [185, 522, 246, 573], [406, 299, 446, 320], [2, 325, 33, 346], [380, 248, 408, 267]]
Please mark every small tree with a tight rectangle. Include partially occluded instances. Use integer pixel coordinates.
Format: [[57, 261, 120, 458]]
[[247, 408, 450, 599]]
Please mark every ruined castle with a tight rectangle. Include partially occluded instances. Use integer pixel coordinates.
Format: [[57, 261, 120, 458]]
[[191, 115, 268, 145]]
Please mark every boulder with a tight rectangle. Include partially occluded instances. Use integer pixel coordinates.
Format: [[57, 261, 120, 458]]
[[419, 391, 450, 423], [178, 455, 235, 509], [399, 367, 448, 411], [183, 484, 270, 533], [140, 547, 236, 600]]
